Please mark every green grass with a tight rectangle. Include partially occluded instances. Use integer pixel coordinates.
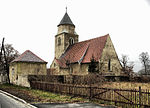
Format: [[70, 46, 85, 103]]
[[0, 83, 88, 103]]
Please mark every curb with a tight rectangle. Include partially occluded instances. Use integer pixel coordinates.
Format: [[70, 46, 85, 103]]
[[0, 90, 37, 108]]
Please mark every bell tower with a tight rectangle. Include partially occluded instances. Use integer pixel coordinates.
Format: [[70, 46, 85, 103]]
[[55, 10, 78, 59]]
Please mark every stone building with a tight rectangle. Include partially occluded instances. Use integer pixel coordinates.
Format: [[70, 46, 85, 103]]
[[50, 11, 124, 79], [9, 50, 47, 87]]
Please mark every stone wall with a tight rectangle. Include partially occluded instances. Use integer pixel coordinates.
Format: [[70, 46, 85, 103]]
[[71, 63, 88, 75], [9, 62, 47, 87], [99, 36, 123, 76], [17, 75, 30, 87], [57, 25, 75, 34], [0, 73, 8, 84]]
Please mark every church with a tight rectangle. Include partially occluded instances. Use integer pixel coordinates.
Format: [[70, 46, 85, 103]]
[[50, 11, 124, 78]]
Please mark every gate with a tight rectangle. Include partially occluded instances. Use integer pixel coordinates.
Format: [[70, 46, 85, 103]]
[[91, 86, 150, 108]]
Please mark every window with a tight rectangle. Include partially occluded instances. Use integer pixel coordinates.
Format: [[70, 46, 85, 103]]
[[54, 63, 56, 67], [12, 67, 14, 76], [58, 37, 61, 45], [108, 59, 111, 71], [69, 38, 74, 45], [16, 75, 18, 80]]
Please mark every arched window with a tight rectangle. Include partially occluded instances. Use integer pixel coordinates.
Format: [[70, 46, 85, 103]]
[[58, 37, 61, 45], [69, 38, 74, 45]]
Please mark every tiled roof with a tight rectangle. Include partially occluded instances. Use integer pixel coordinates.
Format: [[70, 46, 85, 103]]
[[56, 34, 109, 68], [58, 12, 75, 27], [12, 50, 47, 63]]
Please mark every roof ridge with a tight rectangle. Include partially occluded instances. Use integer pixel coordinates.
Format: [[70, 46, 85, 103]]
[[74, 34, 109, 45], [78, 44, 90, 64]]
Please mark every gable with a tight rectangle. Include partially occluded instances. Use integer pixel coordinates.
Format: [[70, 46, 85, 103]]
[[101, 36, 119, 60], [99, 36, 122, 74]]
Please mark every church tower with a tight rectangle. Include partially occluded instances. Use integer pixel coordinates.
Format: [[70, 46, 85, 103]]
[[55, 10, 78, 59]]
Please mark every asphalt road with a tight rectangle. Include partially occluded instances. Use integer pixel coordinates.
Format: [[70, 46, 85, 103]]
[[33, 103, 117, 108], [0, 92, 31, 108]]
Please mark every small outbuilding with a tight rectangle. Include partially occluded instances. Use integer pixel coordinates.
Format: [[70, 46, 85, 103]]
[[9, 50, 47, 87]]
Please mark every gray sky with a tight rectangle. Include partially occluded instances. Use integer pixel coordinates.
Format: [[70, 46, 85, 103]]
[[0, 0, 150, 72]]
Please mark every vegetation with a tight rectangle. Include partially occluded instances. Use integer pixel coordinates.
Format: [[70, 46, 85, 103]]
[[88, 56, 98, 73], [139, 52, 150, 75], [0, 84, 88, 103], [120, 55, 134, 78], [101, 81, 150, 90], [0, 38, 19, 83]]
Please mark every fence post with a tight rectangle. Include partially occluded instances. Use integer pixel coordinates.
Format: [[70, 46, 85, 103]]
[[139, 86, 141, 108], [89, 85, 92, 100]]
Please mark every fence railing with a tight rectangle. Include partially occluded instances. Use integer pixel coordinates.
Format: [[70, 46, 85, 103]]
[[31, 81, 150, 108]]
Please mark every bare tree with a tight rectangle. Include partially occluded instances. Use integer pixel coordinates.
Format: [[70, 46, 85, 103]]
[[0, 38, 19, 83], [120, 55, 129, 72], [120, 55, 134, 77], [139, 52, 150, 75]]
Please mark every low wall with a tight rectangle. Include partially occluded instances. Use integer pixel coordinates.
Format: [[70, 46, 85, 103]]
[[0, 73, 8, 84], [10, 75, 30, 87]]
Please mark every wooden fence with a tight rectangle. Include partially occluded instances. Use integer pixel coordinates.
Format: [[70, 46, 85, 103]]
[[31, 81, 150, 108]]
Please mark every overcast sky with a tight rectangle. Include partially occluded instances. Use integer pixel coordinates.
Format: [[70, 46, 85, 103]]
[[0, 0, 150, 72]]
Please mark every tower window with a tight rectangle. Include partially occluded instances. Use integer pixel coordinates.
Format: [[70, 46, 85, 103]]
[[58, 37, 61, 45], [69, 38, 74, 45]]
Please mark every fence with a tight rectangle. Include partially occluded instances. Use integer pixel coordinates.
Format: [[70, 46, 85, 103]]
[[31, 81, 150, 108]]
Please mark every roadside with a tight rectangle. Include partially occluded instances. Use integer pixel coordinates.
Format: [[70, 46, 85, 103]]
[[0, 91, 35, 108], [33, 103, 116, 108], [0, 84, 117, 108], [0, 84, 88, 103]]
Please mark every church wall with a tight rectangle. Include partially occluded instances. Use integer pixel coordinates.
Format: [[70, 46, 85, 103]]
[[71, 63, 88, 75], [55, 33, 78, 59], [99, 36, 123, 76], [50, 60, 60, 75], [64, 33, 78, 49], [55, 34, 65, 58], [59, 68, 69, 75], [57, 25, 75, 34]]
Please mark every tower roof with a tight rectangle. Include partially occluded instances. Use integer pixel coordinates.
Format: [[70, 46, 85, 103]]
[[58, 12, 75, 27]]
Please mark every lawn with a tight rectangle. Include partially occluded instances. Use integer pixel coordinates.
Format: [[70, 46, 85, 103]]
[[0, 84, 88, 103]]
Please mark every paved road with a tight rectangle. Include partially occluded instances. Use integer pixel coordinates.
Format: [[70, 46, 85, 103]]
[[33, 103, 116, 108], [0, 92, 31, 108]]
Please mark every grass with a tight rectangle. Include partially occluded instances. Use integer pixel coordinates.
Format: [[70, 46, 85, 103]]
[[1, 82, 149, 107], [0, 83, 88, 103], [101, 82, 150, 90]]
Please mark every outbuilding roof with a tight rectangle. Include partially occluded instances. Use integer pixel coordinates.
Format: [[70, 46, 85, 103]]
[[12, 50, 47, 63], [56, 34, 109, 68]]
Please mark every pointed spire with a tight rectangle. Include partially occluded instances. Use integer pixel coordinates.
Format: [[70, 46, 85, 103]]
[[58, 8, 75, 27], [66, 6, 67, 13]]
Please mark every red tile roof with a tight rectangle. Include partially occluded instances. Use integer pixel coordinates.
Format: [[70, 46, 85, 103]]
[[56, 34, 109, 68], [12, 50, 47, 63]]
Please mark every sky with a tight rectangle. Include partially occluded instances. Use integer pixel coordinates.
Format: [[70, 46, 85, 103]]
[[0, 0, 150, 72]]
